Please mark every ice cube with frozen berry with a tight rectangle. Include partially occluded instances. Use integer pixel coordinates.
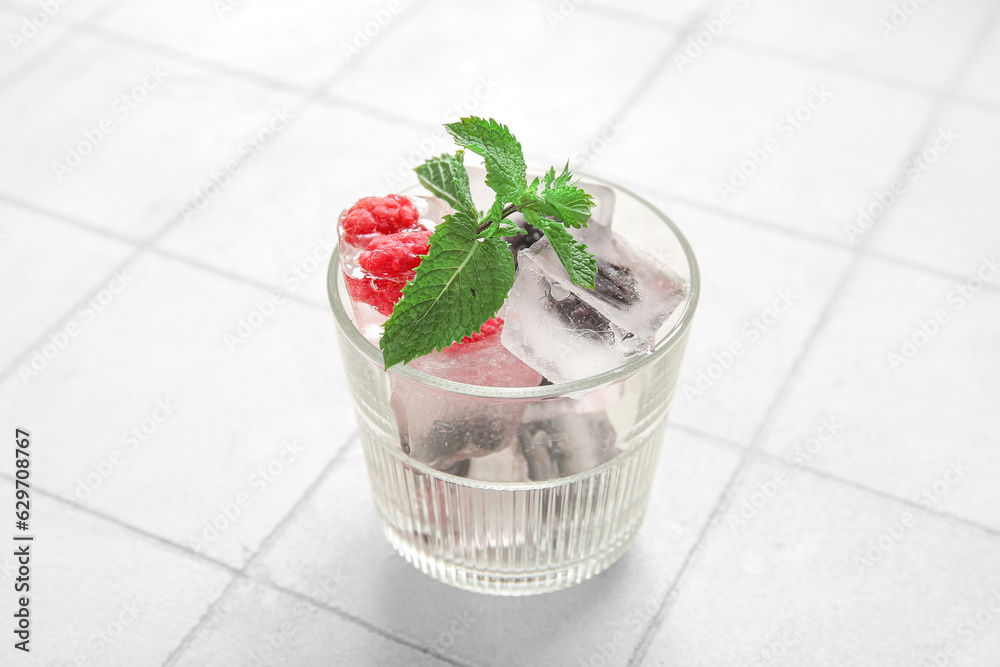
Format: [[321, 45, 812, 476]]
[[501, 224, 685, 383]]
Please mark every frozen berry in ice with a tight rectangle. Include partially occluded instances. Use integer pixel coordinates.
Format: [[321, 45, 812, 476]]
[[345, 229, 431, 316], [340, 194, 422, 245], [359, 230, 431, 276], [503, 220, 545, 267], [448, 316, 504, 348]]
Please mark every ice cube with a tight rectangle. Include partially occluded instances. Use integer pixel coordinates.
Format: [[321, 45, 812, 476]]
[[466, 441, 532, 483], [502, 179, 615, 268], [390, 319, 543, 473], [518, 404, 619, 481], [501, 225, 686, 383]]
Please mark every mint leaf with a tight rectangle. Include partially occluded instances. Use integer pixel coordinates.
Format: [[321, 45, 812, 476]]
[[543, 163, 572, 189], [446, 117, 526, 202], [380, 211, 515, 368], [538, 185, 594, 228], [415, 151, 476, 216], [523, 208, 597, 289]]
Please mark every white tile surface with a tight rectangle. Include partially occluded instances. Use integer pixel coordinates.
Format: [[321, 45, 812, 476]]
[[0, 203, 132, 371], [0, 479, 232, 667], [655, 199, 852, 444], [640, 460, 1000, 666], [869, 103, 1000, 275], [1, 0, 119, 20], [759, 257, 1000, 532], [5, 1, 1000, 664], [587, 42, 935, 240], [587, 0, 709, 25], [0, 251, 355, 568], [725, 0, 994, 89], [332, 0, 677, 160], [251, 429, 740, 666], [93, 0, 420, 88], [173, 578, 454, 667], [0, 32, 300, 238], [154, 102, 454, 302], [0, 5, 73, 79], [959, 17, 1000, 106]]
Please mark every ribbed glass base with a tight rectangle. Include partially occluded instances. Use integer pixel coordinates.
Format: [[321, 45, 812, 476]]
[[361, 430, 662, 596]]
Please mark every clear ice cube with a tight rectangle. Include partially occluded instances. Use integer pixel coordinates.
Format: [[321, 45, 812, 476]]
[[390, 322, 543, 473], [501, 225, 686, 383]]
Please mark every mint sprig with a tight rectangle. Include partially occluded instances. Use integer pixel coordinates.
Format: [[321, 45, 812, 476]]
[[380, 117, 597, 369]]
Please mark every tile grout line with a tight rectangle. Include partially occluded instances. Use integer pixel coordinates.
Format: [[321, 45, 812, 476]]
[[0, 468, 473, 667], [601, 0, 733, 125], [667, 421, 1000, 541], [0, 0, 435, 389], [243, 574, 479, 667], [0, 0, 127, 87], [159, 432, 359, 667], [575, 0, 1000, 114], [156, 5, 445, 663], [628, 20, 999, 662], [0, 3, 351, 386]]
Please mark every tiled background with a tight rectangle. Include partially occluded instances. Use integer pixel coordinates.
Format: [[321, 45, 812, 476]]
[[1, 0, 999, 664]]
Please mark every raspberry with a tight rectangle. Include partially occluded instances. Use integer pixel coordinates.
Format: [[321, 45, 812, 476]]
[[345, 230, 431, 316], [358, 230, 431, 277], [340, 195, 421, 244], [446, 317, 504, 351]]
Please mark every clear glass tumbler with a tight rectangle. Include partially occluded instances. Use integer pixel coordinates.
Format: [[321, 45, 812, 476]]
[[327, 176, 699, 596]]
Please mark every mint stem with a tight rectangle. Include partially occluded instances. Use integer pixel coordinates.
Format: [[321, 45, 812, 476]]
[[475, 203, 522, 235]]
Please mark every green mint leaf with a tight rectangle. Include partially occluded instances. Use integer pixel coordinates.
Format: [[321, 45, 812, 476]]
[[536, 184, 595, 228], [380, 211, 515, 368], [523, 208, 597, 289], [415, 151, 476, 215], [542, 163, 573, 190], [446, 117, 527, 202]]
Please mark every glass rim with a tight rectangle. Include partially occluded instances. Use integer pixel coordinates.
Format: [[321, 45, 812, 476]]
[[327, 172, 700, 399]]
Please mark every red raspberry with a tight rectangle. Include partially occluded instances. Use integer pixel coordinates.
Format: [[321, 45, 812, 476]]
[[445, 317, 504, 351], [358, 231, 431, 276], [345, 230, 431, 316], [340, 195, 421, 244]]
